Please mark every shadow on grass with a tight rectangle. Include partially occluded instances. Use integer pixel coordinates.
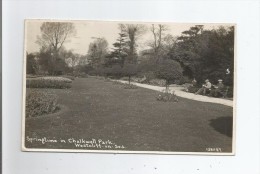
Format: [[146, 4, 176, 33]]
[[209, 117, 233, 137]]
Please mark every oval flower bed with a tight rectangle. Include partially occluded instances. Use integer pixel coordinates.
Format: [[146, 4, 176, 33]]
[[26, 76, 72, 89], [26, 90, 60, 118]]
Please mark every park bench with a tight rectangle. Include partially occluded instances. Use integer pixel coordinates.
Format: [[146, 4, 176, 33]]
[[209, 86, 230, 98]]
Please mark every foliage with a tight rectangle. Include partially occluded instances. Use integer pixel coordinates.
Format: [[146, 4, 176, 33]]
[[169, 25, 234, 86], [27, 77, 72, 89], [186, 86, 201, 93], [121, 63, 138, 84], [148, 79, 166, 87], [36, 22, 75, 53], [104, 65, 123, 78], [105, 26, 128, 67], [38, 49, 69, 75], [87, 38, 109, 68], [26, 53, 38, 74], [155, 59, 183, 88], [35, 22, 76, 75], [26, 90, 59, 118], [120, 24, 146, 64], [156, 92, 178, 102]]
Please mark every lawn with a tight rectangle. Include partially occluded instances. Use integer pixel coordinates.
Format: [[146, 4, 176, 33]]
[[25, 77, 233, 153]]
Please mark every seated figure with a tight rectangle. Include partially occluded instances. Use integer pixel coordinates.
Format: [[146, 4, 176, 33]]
[[195, 79, 212, 95], [210, 79, 225, 97]]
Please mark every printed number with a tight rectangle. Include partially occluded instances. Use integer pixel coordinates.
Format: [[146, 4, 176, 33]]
[[206, 148, 222, 152]]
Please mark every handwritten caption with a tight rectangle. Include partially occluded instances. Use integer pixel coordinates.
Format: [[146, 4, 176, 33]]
[[26, 136, 126, 149]]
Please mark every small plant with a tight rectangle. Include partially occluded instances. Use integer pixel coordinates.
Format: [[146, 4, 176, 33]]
[[112, 81, 124, 85], [156, 89, 179, 102], [26, 90, 60, 118]]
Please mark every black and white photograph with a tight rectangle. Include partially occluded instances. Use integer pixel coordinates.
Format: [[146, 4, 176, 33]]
[[23, 20, 235, 154]]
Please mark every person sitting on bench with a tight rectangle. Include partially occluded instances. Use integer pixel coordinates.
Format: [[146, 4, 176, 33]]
[[210, 79, 225, 97], [195, 79, 212, 95]]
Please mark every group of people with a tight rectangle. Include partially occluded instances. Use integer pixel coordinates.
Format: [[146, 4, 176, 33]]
[[193, 78, 225, 97]]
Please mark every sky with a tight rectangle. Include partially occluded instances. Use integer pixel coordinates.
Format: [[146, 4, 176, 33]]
[[25, 20, 232, 55]]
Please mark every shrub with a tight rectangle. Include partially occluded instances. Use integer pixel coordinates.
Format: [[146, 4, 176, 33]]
[[186, 86, 201, 93], [143, 71, 156, 82], [104, 65, 123, 78], [174, 76, 191, 85], [26, 90, 59, 118], [27, 76, 72, 89], [155, 59, 183, 90], [122, 63, 138, 84], [148, 79, 166, 87]]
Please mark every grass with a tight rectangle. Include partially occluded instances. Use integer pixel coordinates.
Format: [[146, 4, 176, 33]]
[[25, 77, 233, 152]]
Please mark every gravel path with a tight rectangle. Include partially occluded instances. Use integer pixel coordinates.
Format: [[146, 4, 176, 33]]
[[117, 80, 233, 107]]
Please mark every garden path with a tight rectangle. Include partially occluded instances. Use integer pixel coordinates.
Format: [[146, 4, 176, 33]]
[[116, 80, 233, 107]]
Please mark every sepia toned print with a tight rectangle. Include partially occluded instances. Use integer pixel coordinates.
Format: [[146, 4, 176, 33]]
[[22, 20, 235, 154]]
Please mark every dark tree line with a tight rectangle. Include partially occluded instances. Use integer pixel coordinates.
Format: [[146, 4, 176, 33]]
[[168, 25, 234, 86]]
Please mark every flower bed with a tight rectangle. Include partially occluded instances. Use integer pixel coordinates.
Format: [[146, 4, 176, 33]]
[[112, 81, 124, 85], [27, 76, 72, 89], [61, 75, 75, 80], [123, 84, 138, 89], [156, 92, 178, 102], [26, 90, 60, 118]]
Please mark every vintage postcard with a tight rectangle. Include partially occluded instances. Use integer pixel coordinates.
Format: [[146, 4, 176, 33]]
[[22, 19, 236, 155]]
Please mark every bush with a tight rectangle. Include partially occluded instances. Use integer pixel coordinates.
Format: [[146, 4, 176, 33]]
[[148, 79, 166, 87], [27, 76, 72, 89], [174, 76, 191, 85], [186, 86, 200, 93], [143, 71, 156, 82], [26, 90, 59, 118], [104, 65, 123, 78], [155, 59, 183, 89]]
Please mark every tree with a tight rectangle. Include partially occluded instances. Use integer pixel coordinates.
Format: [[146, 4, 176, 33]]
[[120, 24, 146, 64], [106, 25, 128, 67], [169, 25, 234, 86], [104, 65, 123, 78], [36, 22, 76, 54], [155, 59, 183, 91], [150, 24, 168, 62], [26, 53, 38, 74], [36, 22, 76, 75], [122, 63, 138, 84], [87, 37, 109, 68]]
